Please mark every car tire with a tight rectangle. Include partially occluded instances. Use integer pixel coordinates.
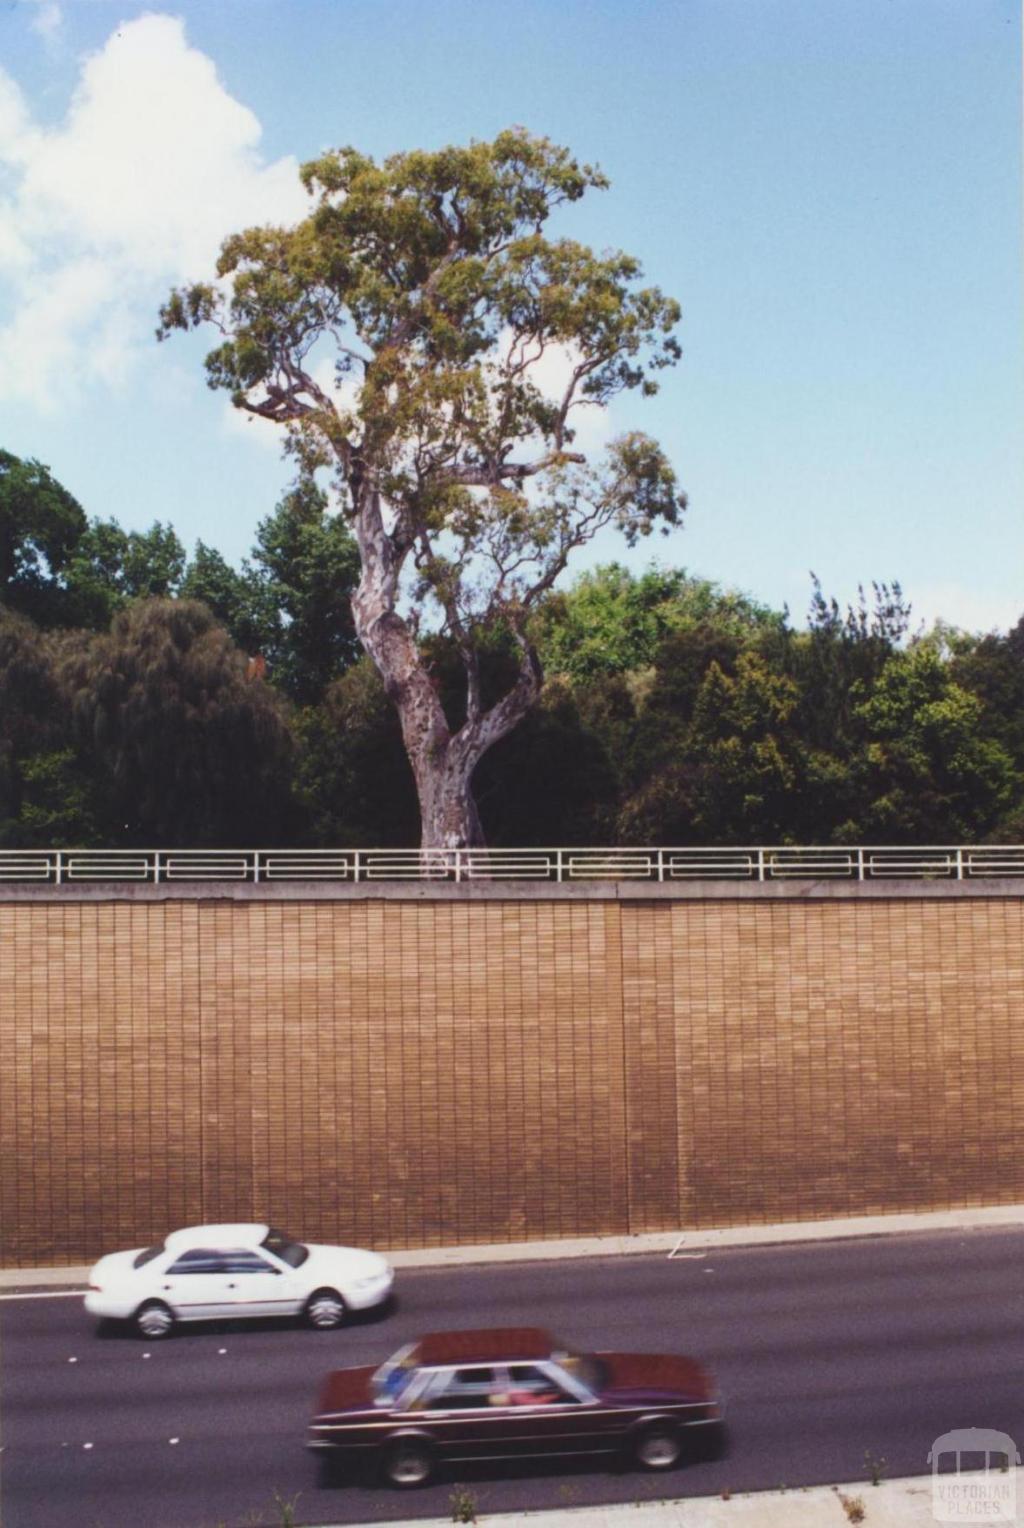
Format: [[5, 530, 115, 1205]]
[[690, 1419, 727, 1463], [134, 1300, 175, 1340], [382, 1438, 434, 1488], [305, 1288, 347, 1330], [633, 1421, 684, 1471], [315, 1451, 344, 1489]]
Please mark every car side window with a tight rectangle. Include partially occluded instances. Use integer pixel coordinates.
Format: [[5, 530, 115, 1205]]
[[506, 1364, 579, 1405], [166, 1248, 227, 1275], [221, 1250, 277, 1274], [427, 1366, 498, 1410]]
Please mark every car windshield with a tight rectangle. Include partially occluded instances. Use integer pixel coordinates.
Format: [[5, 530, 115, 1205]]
[[132, 1243, 165, 1269], [556, 1350, 607, 1394], [371, 1343, 419, 1405], [260, 1227, 309, 1268]]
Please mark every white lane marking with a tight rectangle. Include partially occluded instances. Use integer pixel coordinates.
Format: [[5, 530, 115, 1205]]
[[0, 1290, 87, 1300]]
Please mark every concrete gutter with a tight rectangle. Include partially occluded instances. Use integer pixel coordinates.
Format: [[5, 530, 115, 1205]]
[[340, 1471, 1021, 1527], [3, 1203, 1022, 1292]]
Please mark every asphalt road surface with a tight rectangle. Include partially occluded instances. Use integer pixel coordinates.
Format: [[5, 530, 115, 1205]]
[[2, 1228, 1022, 1528]]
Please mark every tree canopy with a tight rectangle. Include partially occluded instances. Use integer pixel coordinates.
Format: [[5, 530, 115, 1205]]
[[158, 128, 686, 847]]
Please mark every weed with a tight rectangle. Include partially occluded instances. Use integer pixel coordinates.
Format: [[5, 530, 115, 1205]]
[[838, 1491, 866, 1523], [449, 1484, 479, 1523], [271, 1490, 302, 1528], [864, 1450, 887, 1487]]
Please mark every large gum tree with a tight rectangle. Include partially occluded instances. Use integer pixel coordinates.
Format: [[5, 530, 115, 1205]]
[[159, 129, 685, 849]]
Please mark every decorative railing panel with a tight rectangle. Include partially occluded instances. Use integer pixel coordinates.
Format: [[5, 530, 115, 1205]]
[[1, 846, 1022, 886]]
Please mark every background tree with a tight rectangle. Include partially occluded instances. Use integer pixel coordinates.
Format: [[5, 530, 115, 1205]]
[[0, 609, 100, 845], [847, 645, 1015, 842], [0, 450, 87, 625], [249, 479, 362, 703], [179, 541, 276, 656], [159, 128, 685, 848], [62, 519, 187, 628], [295, 657, 418, 846], [536, 562, 781, 683], [60, 600, 297, 845]]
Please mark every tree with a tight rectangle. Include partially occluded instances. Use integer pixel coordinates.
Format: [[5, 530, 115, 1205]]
[[0, 449, 87, 624], [0, 608, 101, 845], [62, 519, 187, 628], [537, 563, 781, 683], [250, 480, 362, 703], [159, 129, 685, 847], [849, 646, 1016, 842], [60, 599, 297, 845], [295, 657, 418, 847], [179, 541, 276, 656]]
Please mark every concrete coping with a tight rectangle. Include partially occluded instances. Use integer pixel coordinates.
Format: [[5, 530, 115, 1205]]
[[2, 875, 1024, 901]]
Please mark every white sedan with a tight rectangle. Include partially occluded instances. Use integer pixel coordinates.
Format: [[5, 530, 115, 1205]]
[[85, 1223, 395, 1339]]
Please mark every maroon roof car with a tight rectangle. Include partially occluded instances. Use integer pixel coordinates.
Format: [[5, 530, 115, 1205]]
[[309, 1326, 724, 1488]]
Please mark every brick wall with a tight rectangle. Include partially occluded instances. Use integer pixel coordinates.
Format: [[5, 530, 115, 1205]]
[[2, 894, 1022, 1267]]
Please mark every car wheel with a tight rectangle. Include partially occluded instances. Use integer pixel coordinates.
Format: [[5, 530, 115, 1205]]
[[134, 1300, 175, 1340], [305, 1289, 347, 1330], [633, 1421, 683, 1471], [382, 1438, 434, 1488], [315, 1451, 344, 1489]]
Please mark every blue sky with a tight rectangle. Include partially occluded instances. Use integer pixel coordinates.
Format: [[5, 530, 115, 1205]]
[[1, 0, 1020, 632]]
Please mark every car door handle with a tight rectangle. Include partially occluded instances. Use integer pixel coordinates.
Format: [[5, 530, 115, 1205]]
[[226, 1283, 237, 1289]]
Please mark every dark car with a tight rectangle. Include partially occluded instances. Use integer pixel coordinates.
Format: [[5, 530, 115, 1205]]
[[308, 1326, 724, 1488]]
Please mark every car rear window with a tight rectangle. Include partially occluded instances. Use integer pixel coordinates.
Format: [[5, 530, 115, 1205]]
[[132, 1244, 164, 1269]]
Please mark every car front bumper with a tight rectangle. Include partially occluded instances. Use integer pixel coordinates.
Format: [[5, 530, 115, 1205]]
[[343, 1266, 395, 1311], [84, 1289, 137, 1320]]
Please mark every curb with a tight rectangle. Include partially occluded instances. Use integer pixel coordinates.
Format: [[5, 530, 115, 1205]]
[[321, 1470, 1022, 1528], [2, 1204, 1022, 1292]]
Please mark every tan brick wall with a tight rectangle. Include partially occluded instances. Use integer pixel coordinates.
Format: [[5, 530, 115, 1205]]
[[1, 895, 1022, 1267]]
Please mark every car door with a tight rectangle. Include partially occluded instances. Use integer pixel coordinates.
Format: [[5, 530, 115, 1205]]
[[158, 1248, 231, 1320], [496, 1363, 614, 1458], [219, 1248, 299, 1317], [415, 1366, 510, 1462]]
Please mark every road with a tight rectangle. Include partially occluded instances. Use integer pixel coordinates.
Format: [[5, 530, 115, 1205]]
[[2, 1228, 1023, 1528]]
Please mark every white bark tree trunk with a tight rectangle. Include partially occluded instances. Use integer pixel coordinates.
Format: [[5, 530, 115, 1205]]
[[348, 484, 531, 850]]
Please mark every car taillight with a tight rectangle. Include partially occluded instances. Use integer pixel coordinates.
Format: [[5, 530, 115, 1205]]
[[89, 1283, 102, 1291]]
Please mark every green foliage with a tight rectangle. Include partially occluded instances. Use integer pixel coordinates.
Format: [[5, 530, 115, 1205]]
[[0, 449, 87, 624], [0, 609, 104, 845], [850, 646, 1015, 841], [2, 436, 1022, 849], [179, 541, 275, 655], [475, 678, 619, 845], [449, 1484, 479, 1523], [60, 599, 297, 845], [249, 479, 361, 703], [62, 519, 187, 628], [159, 129, 687, 844], [295, 658, 418, 847], [536, 563, 780, 682]]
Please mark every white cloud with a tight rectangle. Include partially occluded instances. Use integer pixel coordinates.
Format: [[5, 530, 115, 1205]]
[[28, 0, 62, 40], [0, 13, 308, 409]]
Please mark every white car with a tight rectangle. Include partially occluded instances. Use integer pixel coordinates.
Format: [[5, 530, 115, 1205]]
[[85, 1223, 395, 1339]]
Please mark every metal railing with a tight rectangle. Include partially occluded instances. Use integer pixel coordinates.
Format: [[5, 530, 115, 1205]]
[[0, 846, 1022, 885]]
